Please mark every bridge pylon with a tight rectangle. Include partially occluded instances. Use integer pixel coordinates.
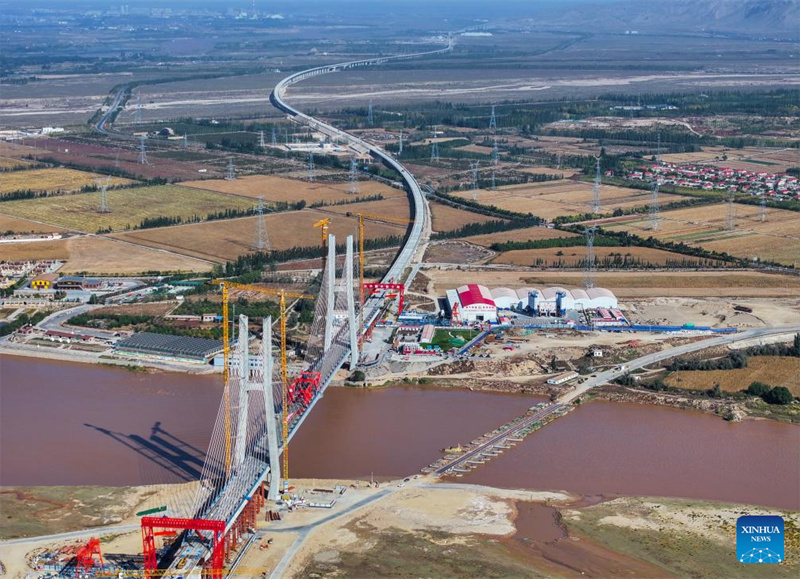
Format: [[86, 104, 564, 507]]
[[345, 235, 358, 367]]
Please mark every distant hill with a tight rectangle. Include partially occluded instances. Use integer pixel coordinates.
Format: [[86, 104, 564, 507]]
[[544, 0, 800, 37]]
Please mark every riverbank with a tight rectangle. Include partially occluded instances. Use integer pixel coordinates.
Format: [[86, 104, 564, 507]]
[[0, 345, 219, 374], [3, 478, 797, 579]]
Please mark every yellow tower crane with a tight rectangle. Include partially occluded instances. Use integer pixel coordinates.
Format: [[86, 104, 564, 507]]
[[352, 212, 413, 308], [312, 218, 331, 251], [213, 280, 313, 489]]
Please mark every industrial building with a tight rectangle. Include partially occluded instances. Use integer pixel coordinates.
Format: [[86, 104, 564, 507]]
[[446, 284, 498, 323], [445, 284, 618, 321], [55, 276, 102, 290], [115, 332, 224, 363], [547, 371, 579, 385]]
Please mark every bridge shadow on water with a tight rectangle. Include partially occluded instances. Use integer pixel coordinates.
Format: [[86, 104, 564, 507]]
[[84, 421, 206, 482]]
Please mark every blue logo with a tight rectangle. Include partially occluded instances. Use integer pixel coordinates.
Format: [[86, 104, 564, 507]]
[[737, 515, 784, 564]]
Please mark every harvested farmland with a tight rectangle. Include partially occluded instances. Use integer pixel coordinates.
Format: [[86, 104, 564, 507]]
[[0, 236, 211, 274], [180, 175, 403, 205], [451, 180, 683, 220], [430, 203, 502, 233], [665, 357, 800, 397], [459, 226, 577, 247], [112, 209, 404, 263], [0, 156, 33, 170], [0, 185, 255, 233], [605, 203, 800, 265], [0, 215, 66, 234], [323, 196, 412, 221], [0, 168, 133, 195]]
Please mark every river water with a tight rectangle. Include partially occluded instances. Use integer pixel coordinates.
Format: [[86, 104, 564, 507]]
[[2, 355, 798, 509]]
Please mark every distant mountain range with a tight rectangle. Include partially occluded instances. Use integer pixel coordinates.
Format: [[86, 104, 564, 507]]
[[543, 0, 800, 37]]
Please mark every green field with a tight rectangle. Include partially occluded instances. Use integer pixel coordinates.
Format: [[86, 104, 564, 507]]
[[0, 185, 255, 232], [431, 328, 479, 351]]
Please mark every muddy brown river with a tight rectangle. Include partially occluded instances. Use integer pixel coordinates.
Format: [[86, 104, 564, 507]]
[[2, 355, 798, 509]]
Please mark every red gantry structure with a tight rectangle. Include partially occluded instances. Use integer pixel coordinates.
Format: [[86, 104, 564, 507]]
[[74, 537, 104, 579]]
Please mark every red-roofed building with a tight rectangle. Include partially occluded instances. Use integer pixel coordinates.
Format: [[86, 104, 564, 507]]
[[446, 284, 497, 323]]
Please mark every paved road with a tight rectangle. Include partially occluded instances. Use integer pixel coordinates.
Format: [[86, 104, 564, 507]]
[[560, 325, 800, 404], [0, 524, 139, 547]]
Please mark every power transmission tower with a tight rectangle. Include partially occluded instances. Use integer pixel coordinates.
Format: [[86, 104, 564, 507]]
[[591, 155, 601, 213], [252, 198, 270, 251], [470, 161, 480, 200], [134, 91, 143, 123], [114, 150, 120, 168], [225, 157, 236, 181], [656, 131, 661, 164], [397, 131, 403, 156], [492, 137, 499, 166], [759, 197, 767, 222], [138, 135, 148, 165], [583, 226, 597, 289], [367, 99, 374, 125], [489, 104, 497, 130], [348, 157, 359, 195], [430, 126, 440, 163], [97, 177, 111, 213], [491, 170, 496, 191], [726, 191, 736, 231], [183, 133, 188, 149], [649, 181, 660, 230], [556, 151, 562, 170], [308, 152, 315, 182], [271, 126, 277, 146], [258, 130, 266, 148]]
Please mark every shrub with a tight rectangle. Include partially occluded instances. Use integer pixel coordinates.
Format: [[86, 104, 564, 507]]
[[763, 386, 793, 405], [746, 381, 771, 397]]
